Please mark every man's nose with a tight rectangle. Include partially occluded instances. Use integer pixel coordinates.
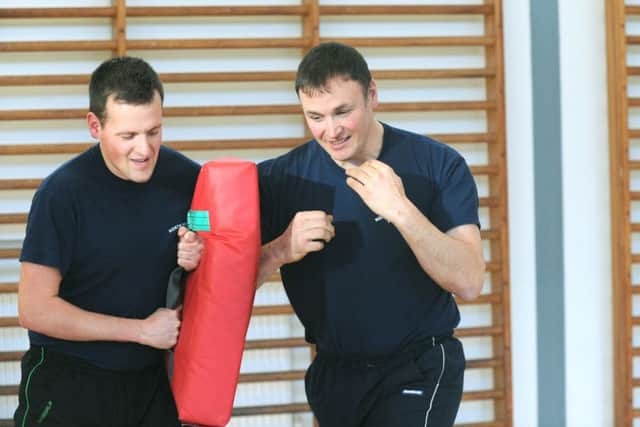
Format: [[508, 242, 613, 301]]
[[325, 117, 340, 139]]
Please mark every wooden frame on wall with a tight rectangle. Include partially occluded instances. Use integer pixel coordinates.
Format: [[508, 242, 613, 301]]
[[0, 2, 511, 426]]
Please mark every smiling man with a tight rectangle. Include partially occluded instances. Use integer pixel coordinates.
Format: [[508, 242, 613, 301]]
[[14, 57, 202, 427], [258, 42, 485, 427]]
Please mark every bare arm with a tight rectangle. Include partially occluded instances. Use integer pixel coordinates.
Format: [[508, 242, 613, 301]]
[[391, 206, 485, 300], [256, 211, 335, 288], [346, 160, 485, 300], [18, 262, 180, 349]]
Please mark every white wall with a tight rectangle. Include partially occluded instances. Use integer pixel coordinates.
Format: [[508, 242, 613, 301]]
[[502, 0, 538, 425], [559, 1, 613, 426]]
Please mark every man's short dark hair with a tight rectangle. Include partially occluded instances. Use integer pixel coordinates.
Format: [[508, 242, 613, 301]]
[[295, 42, 372, 97], [89, 56, 164, 124]]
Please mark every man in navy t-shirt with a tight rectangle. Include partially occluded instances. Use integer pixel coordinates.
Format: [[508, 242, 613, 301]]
[[14, 57, 202, 427], [258, 42, 485, 426]]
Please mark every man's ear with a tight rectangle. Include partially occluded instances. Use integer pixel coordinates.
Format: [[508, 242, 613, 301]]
[[367, 79, 379, 108], [87, 112, 101, 140]]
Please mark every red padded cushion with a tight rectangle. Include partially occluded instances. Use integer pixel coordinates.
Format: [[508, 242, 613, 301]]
[[172, 159, 260, 426]]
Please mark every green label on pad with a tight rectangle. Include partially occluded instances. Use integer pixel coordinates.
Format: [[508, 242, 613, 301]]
[[187, 210, 210, 231]]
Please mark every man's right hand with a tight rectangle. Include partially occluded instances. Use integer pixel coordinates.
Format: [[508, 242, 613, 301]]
[[139, 307, 181, 349], [278, 211, 335, 264], [256, 211, 334, 288]]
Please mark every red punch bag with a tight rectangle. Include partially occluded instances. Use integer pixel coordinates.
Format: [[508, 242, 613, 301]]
[[172, 159, 260, 427]]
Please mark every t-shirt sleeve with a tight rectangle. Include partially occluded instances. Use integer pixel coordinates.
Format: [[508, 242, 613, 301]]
[[429, 154, 481, 232], [258, 159, 278, 245], [20, 183, 75, 275]]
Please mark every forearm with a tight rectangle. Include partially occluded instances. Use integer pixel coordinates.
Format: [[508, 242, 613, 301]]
[[19, 296, 143, 344], [256, 239, 286, 288], [391, 200, 485, 300]]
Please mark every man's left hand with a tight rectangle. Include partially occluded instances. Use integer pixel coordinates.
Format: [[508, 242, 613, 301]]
[[345, 160, 408, 223], [177, 226, 204, 271]]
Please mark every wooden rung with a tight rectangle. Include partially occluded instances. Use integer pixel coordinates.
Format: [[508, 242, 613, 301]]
[[0, 385, 19, 396], [627, 6, 640, 14], [0, 68, 495, 87], [244, 337, 309, 350], [0, 138, 303, 155], [0, 249, 20, 260], [458, 292, 502, 305], [0, 351, 24, 362], [462, 389, 504, 401], [0, 75, 89, 86], [0, 317, 19, 328], [457, 423, 503, 427], [466, 357, 502, 370], [251, 293, 502, 315], [479, 197, 500, 208], [127, 38, 307, 50], [0, 40, 116, 52], [0, 100, 494, 121], [127, 6, 307, 17], [0, 213, 27, 224], [0, 179, 41, 190], [470, 165, 499, 175], [378, 100, 495, 112], [233, 403, 310, 416], [432, 132, 497, 144], [266, 272, 282, 283], [455, 326, 503, 337], [0, 5, 497, 19], [481, 229, 501, 240], [244, 333, 509, 349], [0, 72, 295, 87], [320, 5, 494, 15], [633, 316, 640, 326], [239, 369, 305, 383], [627, 36, 640, 46], [0, 132, 496, 156], [629, 97, 640, 107], [629, 129, 640, 139], [167, 138, 303, 151], [632, 192, 640, 201], [632, 254, 640, 264], [0, 7, 114, 18], [374, 68, 496, 79], [484, 261, 501, 273], [322, 36, 496, 48], [628, 66, 640, 76], [237, 360, 502, 383], [252, 305, 294, 316], [0, 283, 18, 294]]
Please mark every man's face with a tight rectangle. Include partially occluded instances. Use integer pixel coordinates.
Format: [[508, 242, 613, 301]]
[[299, 77, 378, 168], [87, 92, 163, 183]]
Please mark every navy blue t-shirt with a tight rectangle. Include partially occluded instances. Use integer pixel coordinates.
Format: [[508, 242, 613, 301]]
[[259, 123, 480, 358], [21, 145, 200, 370]]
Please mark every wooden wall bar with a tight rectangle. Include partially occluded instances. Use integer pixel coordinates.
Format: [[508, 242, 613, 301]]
[[0, 1, 511, 425], [598, 1, 640, 425]]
